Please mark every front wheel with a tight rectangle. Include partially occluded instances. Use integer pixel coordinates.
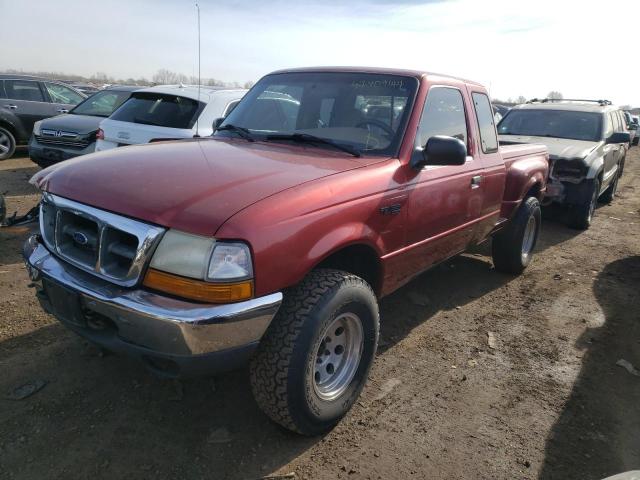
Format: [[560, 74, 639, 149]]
[[492, 196, 541, 274], [250, 269, 379, 435], [0, 127, 16, 160], [600, 171, 619, 204], [567, 178, 600, 230]]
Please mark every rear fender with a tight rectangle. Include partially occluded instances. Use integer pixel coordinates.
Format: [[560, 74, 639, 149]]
[[500, 155, 548, 219]]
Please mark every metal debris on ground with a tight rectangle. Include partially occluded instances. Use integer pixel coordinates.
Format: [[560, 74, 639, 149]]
[[616, 359, 640, 377], [6, 379, 47, 400], [487, 332, 498, 350], [0, 205, 39, 227], [260, 474, 296, 480]]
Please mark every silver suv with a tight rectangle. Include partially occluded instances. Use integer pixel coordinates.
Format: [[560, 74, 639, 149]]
[[498, 99, 630, 229]]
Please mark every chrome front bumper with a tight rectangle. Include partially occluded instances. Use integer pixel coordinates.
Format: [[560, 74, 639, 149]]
[[23, 235, 282, 376]]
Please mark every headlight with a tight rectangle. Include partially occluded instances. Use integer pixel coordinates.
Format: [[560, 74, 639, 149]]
[[143, 230, 254, 303], [33, 121, 42, 136]]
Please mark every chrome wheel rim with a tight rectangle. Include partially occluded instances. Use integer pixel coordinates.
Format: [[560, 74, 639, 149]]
[[0, 132, 10, 155], [521, 214, 537, 262], [313, 312, 364, 401]]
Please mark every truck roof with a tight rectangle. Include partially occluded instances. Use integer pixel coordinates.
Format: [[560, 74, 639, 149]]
[[269, 66, 485, 87], [135, 84, 248, 102]]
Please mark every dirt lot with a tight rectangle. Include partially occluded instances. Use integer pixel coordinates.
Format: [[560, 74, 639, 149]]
[[1, 147, 639, 480]]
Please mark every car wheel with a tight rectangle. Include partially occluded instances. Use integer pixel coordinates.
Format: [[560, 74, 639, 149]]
[[0, 127, 16, 160], [492, 196, 541, 274], [600, 171, 619, 204], [567, 178, 600, 230], [250, 268, 379, 435]]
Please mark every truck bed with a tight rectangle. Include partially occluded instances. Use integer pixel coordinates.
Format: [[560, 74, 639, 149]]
[[499, 143, 548, 168]]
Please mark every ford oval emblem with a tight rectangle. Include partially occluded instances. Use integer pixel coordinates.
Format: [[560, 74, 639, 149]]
[[73, 232, 89, 246]]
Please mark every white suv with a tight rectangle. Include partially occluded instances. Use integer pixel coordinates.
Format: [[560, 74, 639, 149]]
[[96, 85, 246, 150]]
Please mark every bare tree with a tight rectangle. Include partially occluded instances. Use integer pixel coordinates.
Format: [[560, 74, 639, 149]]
[[547, 91, 563, 100], [152, 69, 188, 85], [243, 80, 255, 89], [516, 96, 527, 104]]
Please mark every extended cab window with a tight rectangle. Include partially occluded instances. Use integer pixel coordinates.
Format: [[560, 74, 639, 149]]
[[110, 93, 202, 129], [472, 93, 498, 153], [44, 82, 84, 105], [5, 80, 44, 102], [416, 87, 467, 148]]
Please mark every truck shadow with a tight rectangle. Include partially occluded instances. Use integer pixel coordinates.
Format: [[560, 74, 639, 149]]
[[538, 255, 640, 480]]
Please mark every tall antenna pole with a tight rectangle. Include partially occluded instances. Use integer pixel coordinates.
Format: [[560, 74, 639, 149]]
[[195, 2, 201, 137]]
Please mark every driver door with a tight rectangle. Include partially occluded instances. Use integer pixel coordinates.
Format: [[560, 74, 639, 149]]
[[400, 86, 484, 283]]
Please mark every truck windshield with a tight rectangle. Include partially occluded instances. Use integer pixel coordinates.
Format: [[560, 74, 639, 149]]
[[70, 90, 132, 117], [498, 109, 602, 142], [215, 72, 418, 156], [110, 93, 202, 129]]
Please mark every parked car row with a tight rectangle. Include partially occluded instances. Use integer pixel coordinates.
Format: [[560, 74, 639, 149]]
[[0, 73, 247, 163], [13, 65, 634, 437]]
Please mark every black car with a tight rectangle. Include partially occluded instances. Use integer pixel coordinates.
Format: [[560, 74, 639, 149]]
[[28, 85, 138, 168], [0, 75, 87, 160]]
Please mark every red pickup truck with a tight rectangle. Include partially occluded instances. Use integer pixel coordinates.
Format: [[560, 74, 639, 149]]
[[24, 67, 548, 435]]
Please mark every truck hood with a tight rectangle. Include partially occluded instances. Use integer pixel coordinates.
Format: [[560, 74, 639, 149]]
[[32, 138, 375, 236], [499, 135, 598, 160], [40, 113, 103, 135]]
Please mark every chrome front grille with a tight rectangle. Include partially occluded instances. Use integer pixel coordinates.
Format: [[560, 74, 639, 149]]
[[40, 193, 165, 287], [35, 134, 90, 148]]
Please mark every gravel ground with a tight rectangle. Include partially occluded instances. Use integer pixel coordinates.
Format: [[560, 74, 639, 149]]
[[0, 147, 639, 480]]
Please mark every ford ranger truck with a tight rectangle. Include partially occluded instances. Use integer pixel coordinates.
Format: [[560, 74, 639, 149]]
[[24, 67, 548, 436]]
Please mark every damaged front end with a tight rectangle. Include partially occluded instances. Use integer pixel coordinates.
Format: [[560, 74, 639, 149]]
[[544, 156, 590, 203]]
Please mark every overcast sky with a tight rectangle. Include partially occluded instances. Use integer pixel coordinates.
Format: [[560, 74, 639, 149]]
[[2, 0, 639, 106]]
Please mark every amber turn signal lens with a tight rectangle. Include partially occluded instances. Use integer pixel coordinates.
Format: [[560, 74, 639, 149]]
[[143, 268, 253, 303]]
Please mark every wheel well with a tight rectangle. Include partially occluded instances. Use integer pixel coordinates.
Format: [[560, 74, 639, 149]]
[[316, 244, 382, 295], [525, 182, 542, 200], [0, 121, 17, 140]]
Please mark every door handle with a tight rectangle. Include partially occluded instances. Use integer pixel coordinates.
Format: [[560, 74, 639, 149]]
[[471, 175, 482, 189], [4, 104, 17, 110], [57, 109, 69, 114]]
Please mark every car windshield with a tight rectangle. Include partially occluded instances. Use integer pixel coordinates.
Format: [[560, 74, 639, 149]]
[[215, 72, 418, 156], [498, 109, 602, 142], [70, 90, 133, 117], [110, 92, 202, 129]]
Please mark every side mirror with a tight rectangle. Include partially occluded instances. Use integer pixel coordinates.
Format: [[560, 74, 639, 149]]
[[607, 132, 631, 144], [411, 135, 467, 169], [212, 117, 224, 131]]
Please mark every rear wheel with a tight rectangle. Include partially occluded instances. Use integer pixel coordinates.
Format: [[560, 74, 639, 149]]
[[0, 127, 16, 160], [492, 196, 541, 274], [249, 269, 379, 435], [567, 178, 599, 230]]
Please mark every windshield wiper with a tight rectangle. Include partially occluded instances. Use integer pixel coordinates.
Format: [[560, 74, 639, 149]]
[[265, 133, 361, 157], [216, 124, 254, 142]]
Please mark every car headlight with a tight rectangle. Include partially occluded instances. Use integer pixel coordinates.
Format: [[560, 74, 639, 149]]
[[143, 230, 254, 303], [33, 121, 42, 136]]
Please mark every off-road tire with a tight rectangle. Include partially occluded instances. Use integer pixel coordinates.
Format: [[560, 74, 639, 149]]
[[567, 178, 600, 230], [0, 126, 16, 161], [249, 268, 379, 436], [492, 196, 541, 274], [600, 171, 619, 204]]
